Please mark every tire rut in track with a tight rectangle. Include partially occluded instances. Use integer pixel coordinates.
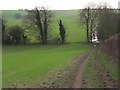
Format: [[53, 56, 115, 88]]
[[73, 49, 94, 88]]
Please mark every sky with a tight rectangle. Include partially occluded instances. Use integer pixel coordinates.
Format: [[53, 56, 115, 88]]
[[0, 0, 119, 10]]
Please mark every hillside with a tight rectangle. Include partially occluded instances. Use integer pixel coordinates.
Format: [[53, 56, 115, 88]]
[[2, 10, 86, 43]]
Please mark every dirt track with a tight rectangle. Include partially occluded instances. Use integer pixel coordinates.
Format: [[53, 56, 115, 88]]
[[73, 49, 94, 88], [72, 47, 118, 88]]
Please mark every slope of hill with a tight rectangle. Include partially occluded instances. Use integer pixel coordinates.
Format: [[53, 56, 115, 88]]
[[2, 10, 86, 43]]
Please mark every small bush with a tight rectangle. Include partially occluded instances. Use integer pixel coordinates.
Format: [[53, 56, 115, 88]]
[[9, 25, 24, 44]]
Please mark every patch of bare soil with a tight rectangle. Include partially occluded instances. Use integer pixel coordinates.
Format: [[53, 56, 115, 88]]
[[72, 49, 94, 88]]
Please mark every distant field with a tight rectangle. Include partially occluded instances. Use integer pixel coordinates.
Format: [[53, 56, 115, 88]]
[[2, 10, 27, 27], [2, 43, 89, 87], [2, 10, 86, 43]]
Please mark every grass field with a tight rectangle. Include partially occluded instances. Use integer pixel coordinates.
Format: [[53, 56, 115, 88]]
[[3, 43, 89, 87], [2, 10, 27, 27]]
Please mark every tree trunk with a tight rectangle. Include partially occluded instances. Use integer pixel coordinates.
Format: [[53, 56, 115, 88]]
[[39, 30, 45, 44], [86, 8, 90, 43], [90, 23, 93, 43], [44, 17, 48, 44], [86, 22, 89, 43]]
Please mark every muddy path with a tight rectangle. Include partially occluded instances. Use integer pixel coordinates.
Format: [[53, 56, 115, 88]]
[[72, 49, 94, 88]]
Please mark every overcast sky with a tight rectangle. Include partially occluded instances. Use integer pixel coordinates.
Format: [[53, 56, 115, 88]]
[[0, 0, 119, 10]]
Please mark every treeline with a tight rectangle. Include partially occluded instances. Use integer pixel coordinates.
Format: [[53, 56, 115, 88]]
[[2, 7, 66, 45], [97, 9, 119, 41], [80, 2, 119, 43], [79, 3, 119, 64]]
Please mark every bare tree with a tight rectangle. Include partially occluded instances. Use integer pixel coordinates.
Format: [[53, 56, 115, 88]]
[[79, 2, 98, 43], [80, 7, 90, 43], [2, 16, 6, 44], [27, 7, 53, 44]]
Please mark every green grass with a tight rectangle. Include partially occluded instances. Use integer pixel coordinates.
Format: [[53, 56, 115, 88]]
[[2, 10, 27, 19], [3, 43, 89, 87], [6, 18, 23, 27], [2, 10, 27, 27]]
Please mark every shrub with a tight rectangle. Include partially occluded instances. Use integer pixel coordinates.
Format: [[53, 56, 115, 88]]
[[9, 25, 24, 44]]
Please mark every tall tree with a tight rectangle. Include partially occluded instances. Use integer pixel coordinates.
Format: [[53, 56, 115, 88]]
[[27, 7, 52, 44], [2, 16, 6, 43], [80, 7, 90, 43], [59, 20, 66, 44], [79, 2, 98, 43]]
